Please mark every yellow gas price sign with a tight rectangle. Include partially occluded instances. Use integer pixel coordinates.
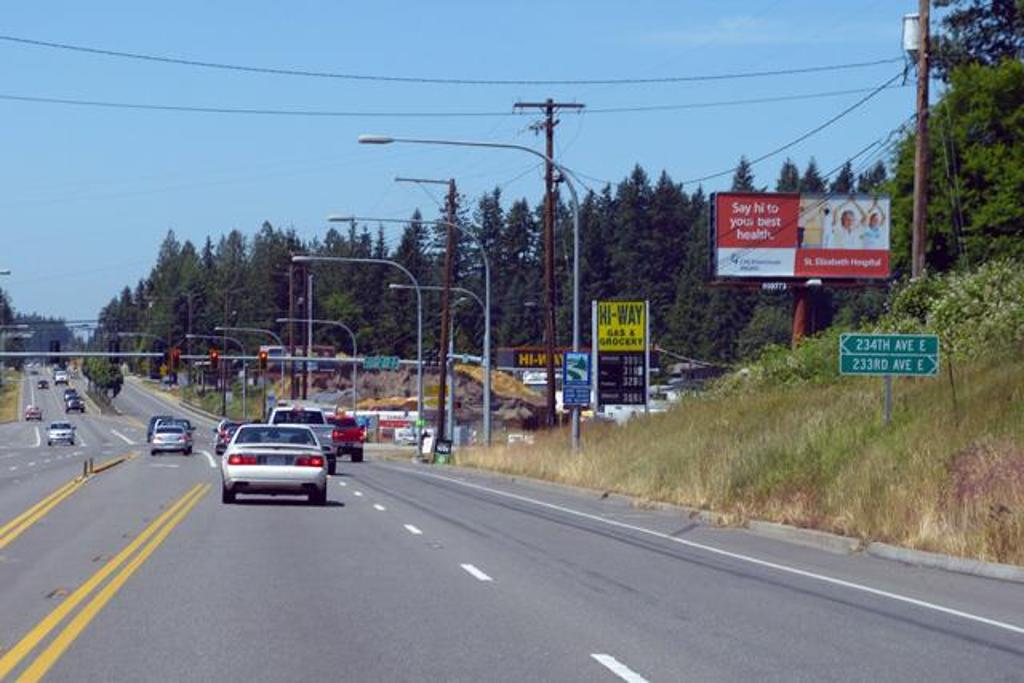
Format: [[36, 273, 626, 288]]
[[596, 300, 646, 352]]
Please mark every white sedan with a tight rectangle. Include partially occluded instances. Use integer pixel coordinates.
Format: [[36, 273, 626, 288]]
[[221, 425, 328, 506]]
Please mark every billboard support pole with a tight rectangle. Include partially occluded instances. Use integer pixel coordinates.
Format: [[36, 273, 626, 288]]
[[791, 285, 810, 348], [644, 301, 651, 416]]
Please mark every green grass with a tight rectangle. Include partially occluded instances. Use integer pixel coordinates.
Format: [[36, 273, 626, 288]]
[[458, 353, 1024, 565], [0, 373, 19, 423], [181, 383, 265, 421]]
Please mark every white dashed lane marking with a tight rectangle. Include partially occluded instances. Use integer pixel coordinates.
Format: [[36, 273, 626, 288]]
[[460, 564, 493, 582], [373, 503, 386, 511], [403, 524, 423, 536], [591, 654, 650, 683], [353, 491, 363, 497]]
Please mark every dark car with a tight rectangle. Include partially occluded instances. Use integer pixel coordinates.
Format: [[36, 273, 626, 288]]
[[65, 397, 85, 414], [37, 379, 49, 389], [147, 415, 173, 443], [214, 419, 242, 455], [63, 388, 79, 402]]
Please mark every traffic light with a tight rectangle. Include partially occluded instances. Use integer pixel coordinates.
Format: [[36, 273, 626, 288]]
[[257, 349, 269, 371], [170, 347, 181, 371], [208, 348, 220, 371]]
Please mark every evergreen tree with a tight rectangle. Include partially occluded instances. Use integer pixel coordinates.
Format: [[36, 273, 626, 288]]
[[830, 161, 856, 194], [856, 161, 888, 193], [775, 158, 801, 192], [934, 0, 1024, 79], [799, 158, 826, 192]]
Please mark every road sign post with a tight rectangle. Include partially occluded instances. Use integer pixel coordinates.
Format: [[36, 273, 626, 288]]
[[839, 333, 939, 425]]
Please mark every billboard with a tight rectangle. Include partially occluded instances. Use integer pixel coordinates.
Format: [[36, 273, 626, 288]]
[[712, 192, 890, 280]]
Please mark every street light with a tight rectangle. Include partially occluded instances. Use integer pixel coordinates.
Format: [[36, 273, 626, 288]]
[[187, 333, 246, 418], [331, 214, 492, 446], [216, 325, 285, 420], [389, 283, 487, 444], [277, 318, 358, 418], [292, 255, 424, 445], [359, 134, 583, 450]]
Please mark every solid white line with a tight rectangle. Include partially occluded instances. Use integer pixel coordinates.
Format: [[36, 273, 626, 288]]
[[353, 491, 363, 497], [33, 427, 40, 449], [373, 503, 386, 511], [110, 428, 134, 445], [404, 524, 423, 535], [405, 468, 1024, 636], [201, 450, 217, 469], [591, 654, 649, 683], [460, 564, 493, 582]]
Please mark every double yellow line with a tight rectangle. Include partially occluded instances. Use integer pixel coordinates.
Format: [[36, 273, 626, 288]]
[[0, 479, 86, 551], [0, 483, 210, 681]]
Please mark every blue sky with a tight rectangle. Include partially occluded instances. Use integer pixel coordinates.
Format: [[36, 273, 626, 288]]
[[1, 1, 923, 320]]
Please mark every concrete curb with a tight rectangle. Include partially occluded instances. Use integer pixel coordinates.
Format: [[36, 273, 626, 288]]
[[866, 542, 1024, 584], [747, 520, 862, 555]]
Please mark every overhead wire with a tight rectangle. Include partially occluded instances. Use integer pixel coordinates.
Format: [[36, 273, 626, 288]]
[[680, 70, 906, 186], [0, 34, 903, 86]]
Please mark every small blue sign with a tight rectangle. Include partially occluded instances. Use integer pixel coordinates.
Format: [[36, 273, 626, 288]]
[[562, 352, 591, 387]]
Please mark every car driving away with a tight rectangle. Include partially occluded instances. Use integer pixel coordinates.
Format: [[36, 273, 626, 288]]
[[47, 421, 75, 446], [221, 424, 327, 505], [329, 414, 365, 463], [214, 419, 242, 455], [150, 423, 193, 456], [147, 415, 173, 443], [65, 396, 85, 414], [267, 404, 338, 474]]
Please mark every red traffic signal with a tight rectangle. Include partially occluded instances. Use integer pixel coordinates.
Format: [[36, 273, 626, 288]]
[[170, 347, 182, 371], [208, 348, 220, 370]]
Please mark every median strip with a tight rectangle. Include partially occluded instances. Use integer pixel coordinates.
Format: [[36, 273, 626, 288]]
[[0, 483, 210, 680]]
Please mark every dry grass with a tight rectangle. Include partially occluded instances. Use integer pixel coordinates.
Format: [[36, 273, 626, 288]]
[[458, 355, 1024, 565]]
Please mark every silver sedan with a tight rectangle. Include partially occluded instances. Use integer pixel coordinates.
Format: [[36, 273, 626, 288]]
[[221, 425, 328, 505]]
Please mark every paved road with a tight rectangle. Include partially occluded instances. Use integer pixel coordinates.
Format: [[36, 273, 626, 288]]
[[0, 373, 1022, 681]]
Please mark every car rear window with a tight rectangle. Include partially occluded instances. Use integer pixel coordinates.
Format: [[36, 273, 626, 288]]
[[331, 417, 358, 428], [271, 410, 324, 425], [156, 425, 185, 434], [51, 423, 71, 429], [234, 426, 317, 446]]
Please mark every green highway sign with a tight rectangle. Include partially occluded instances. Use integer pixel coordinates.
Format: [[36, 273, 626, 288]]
[[839, 333, 940, 377], [363, 355, 401, 371]]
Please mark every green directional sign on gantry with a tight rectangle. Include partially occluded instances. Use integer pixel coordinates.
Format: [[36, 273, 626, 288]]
[[839, 333, 940, 377]]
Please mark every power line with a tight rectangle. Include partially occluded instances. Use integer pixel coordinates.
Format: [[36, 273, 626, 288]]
[[680, 70, 906, 186], [0, 83, 907, 119], [0, 34, 903, 86]]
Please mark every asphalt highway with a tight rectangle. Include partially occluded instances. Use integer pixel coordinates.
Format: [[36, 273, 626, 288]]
[[0, 372, 1021, 681]]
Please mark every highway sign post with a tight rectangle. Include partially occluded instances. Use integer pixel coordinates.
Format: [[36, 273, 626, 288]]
[[839, 333, 940, 424], [562, 351, 591, 408]]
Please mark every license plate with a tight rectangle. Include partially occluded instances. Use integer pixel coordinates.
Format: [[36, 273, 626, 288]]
[[266, 456, 288, 466]]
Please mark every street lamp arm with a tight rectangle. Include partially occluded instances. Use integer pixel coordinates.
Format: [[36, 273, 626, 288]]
[[215, 326, 284, 347]]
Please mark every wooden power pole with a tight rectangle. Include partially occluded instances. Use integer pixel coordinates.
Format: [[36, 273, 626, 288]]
[[911, 0, 930, 278], [435, 179, 458, 443], [514, 98, 584, 427]]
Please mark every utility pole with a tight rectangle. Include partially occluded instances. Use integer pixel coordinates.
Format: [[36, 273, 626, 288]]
[[288, 262, 296, 400], [911, 0, 930, 279], [435, 179, 457, 444], [305, 271, 313, 401], [514, 98, 584, 427]]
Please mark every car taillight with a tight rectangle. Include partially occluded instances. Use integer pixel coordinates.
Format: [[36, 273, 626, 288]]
[[331, 428, 343, 442], [295, 455, 324, 468], [227, 454, 258, 465]]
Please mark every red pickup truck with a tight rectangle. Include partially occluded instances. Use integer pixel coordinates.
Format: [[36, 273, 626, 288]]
[[330, 415, 365, 464]]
